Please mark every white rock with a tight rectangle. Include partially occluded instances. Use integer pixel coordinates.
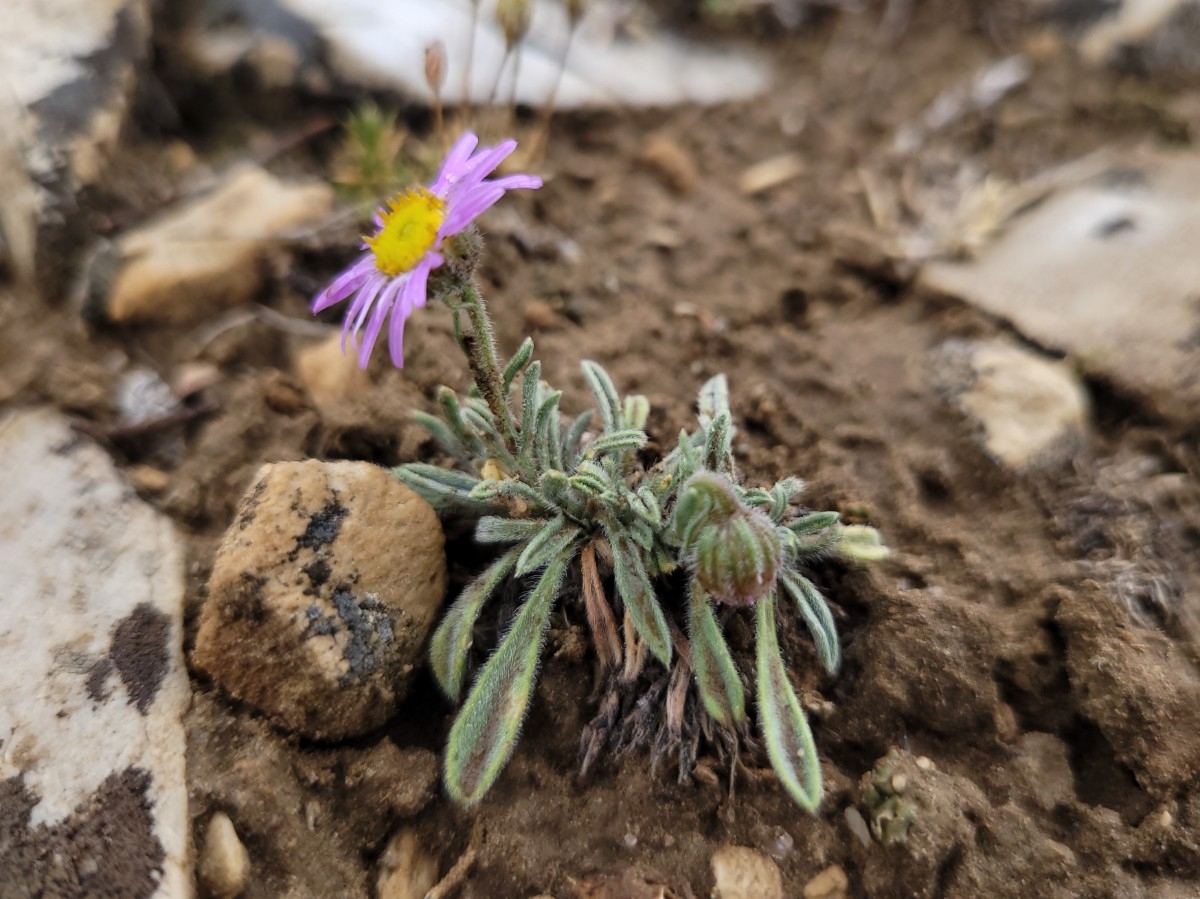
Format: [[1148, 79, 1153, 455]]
[[0, 0, 151, 291], [275, 0, 770, 108], [932, 339, 1090, 470], [104, 165, 334, 325], [198, 812, 250, 899], [0, 407, 190, 898], [2, 0, 151, 183], [921, 151, 1200, 423]]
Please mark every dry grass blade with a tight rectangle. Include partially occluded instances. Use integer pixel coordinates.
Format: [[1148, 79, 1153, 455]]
[[581, 542, 622, 674]]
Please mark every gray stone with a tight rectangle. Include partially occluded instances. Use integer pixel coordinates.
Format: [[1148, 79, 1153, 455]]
[[193, 460, 447, 739], [922, 151, 1200, 424], [0, 407, 190, 898]]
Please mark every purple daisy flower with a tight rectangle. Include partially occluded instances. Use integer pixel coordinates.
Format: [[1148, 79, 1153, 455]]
[[312, 131, 542, 368]]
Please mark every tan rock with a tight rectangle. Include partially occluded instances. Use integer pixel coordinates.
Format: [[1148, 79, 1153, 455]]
[[106, 166, 333, 325], [295, 333, 372, 414], [198, 812, 250, 899], [710, 845, 782, 899], [193, 461, 447, 739], [932, 338, 1089, 470], [803, 865, 849, 899], [376, 828, 439, 899]]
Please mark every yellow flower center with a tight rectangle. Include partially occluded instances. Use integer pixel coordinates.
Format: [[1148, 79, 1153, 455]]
[[365, 187, 446, 277]]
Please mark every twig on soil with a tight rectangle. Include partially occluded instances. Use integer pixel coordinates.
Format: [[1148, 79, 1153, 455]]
[[424, 820, 484, 899]]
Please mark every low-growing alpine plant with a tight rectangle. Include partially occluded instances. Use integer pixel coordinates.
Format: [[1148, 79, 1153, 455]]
[[313, 130, 888, 812]]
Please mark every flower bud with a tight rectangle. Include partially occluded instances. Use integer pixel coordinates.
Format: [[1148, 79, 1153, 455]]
[[674, 472, 782, 607], [495, 0, 532, 48], [424, 41, 447, 93]]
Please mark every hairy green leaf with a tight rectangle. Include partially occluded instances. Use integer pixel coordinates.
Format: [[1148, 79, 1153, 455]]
[[697, 374, 729, 428], [515, 515, 575, 576], [610, 536, 672, 667], [836, 524, 890, 561], [393, 463, 494, 513], [688, 586, 746, 728], [534, 391, 564, 470], [429, 545, 522, 700], [704, 411, 733, 473], [517, 360, 543, 463], [502, 337, 535, 393], [585, 428, 647, 457], [778, 569, 840, 673], [475, 517, 550, 544], [623, 394, 650, 431], [444, 555, 568, 805], [562, 410, 593, 465], [756, 590, 822, 813], [788, 511, 840, 537], [581, 361, 624, 432]]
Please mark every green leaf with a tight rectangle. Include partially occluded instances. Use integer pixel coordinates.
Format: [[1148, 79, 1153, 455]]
[[429, 545, 522, 700], [474, 479, 549, 516], [704, 411, 733, 473], [393, 463, 494, 513], [630, 486, 662, 527], [623, 394, 650, 431], [697, 374, 729, 428], [610, 536, 672, 667], [836, 524, 890, 562], [581, 360, 624, 432], [475, 517, 550, 545], [437, 387, 485, 457], [562, 410, 593, 465], [517, 360, 542, 462], [534, 391, 564, 470], [502, 337, 535, 393], [688, 586, 746, 728], [756, 590, 822, 813], [585, 428, 647, 457], [788, 511, 840, 537], [444, 555, 568, 805], [515, 515, 577, 576], [769, 478, 805, 521], [412, 410, 463, 459], [778, 569, 840, 674]]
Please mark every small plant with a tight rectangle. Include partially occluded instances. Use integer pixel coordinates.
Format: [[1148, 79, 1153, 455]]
[[312, 132, 887, 811]]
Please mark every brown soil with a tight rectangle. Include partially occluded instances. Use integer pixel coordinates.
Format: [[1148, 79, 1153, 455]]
[[5, 1, 1200, 897]]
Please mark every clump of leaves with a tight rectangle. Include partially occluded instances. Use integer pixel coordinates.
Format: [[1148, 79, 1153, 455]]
[[331, 101, 416, 204], [396, 340, 887, 809]]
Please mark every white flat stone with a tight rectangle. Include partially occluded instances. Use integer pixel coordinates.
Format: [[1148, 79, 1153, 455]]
[[922, 151, 1200, 422], [0, 407, 190, 898], [275, 0, 771, 108]]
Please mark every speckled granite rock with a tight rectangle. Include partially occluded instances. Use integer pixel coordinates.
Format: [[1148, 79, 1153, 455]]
[[193, 460, 447, 739], [0, 407, 190, 898]]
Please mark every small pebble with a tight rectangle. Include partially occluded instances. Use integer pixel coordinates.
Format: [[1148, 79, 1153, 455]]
[[710, 845, 783, 899], [891, 773, 908, 793], [802, 864, 849, 899], [639, 134, 698, 195], [915, 756, 934, 771], [843, 806, 871, 848], [197, 812, 250, 899]]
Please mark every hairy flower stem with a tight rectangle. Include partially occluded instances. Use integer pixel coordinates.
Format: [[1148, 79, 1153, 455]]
[[460, 281, 519, 450]]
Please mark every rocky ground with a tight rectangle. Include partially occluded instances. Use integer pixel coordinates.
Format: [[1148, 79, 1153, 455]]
[[2, 1, 1200, 897]]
